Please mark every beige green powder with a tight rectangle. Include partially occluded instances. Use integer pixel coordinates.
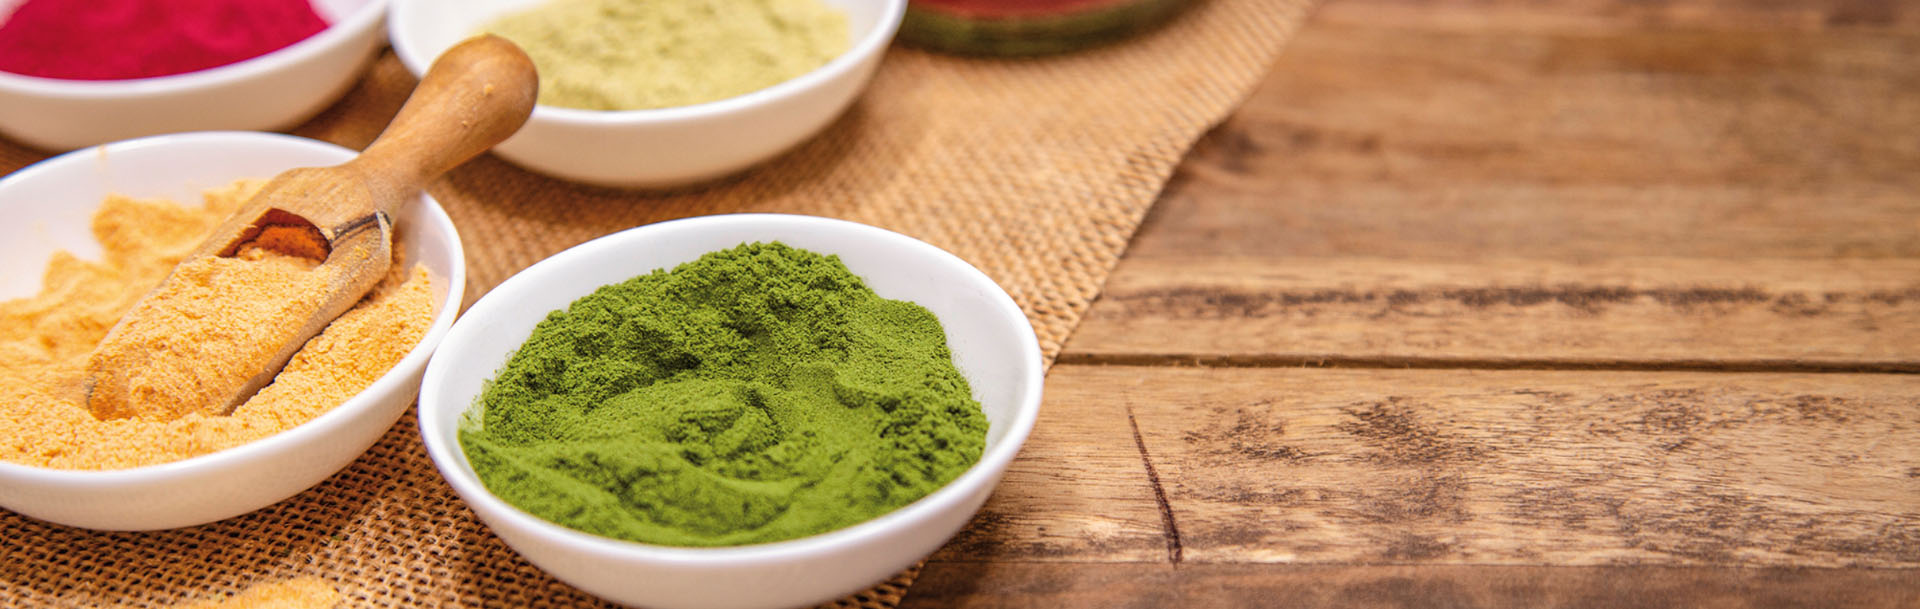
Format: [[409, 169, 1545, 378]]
[[483, 0, 851, 111]]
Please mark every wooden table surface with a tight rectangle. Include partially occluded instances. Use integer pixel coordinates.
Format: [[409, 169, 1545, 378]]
[[901, 0, 1920, 607]]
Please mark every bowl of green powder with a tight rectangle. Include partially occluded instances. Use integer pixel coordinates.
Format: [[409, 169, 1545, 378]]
[[417, 213, 1042, 609], [388, 0, 905, 188]]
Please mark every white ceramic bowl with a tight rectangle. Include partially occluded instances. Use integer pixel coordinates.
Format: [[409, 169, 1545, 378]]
[[0, 131, 466, 530], [419, 214, 1042, 609], [0, 0, 388, 151], [388, 0, 905, 188]]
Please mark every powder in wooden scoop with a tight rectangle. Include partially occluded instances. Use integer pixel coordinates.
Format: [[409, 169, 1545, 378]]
[[84, 248, 328, 421], [0, 180, 435, 470]]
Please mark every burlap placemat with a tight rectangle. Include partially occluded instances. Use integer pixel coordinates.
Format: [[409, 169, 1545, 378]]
[[0, 0, 1312, 606]]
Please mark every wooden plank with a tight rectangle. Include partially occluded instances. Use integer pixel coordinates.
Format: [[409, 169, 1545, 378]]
[[928, 365, 1168, 563], [902, 562, 1920, 609], [1067, 257, 1920, 368], [927, 366, 1920, 570], [1063, 365, 1920, 567], [1081, 0, 1920, 367], [1128, 6, 1920, 263]]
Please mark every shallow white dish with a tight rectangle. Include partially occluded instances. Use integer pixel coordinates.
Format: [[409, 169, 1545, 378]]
[[388, 0, 905, 188], [418, 214, 1042, 609], [0, 0, 388, 151], [0, 131, 465, 530]]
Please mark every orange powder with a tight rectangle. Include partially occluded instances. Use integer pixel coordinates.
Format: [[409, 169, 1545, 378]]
[[0, 180, 436, 470], [85, 248, 328, 421], [168, 577, 341, 609]]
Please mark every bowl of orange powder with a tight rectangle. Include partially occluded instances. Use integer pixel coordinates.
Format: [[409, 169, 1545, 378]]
[[0, 130, 465, 530], [0, 0, 389, 151]]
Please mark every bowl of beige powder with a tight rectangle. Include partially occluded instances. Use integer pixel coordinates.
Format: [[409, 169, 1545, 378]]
[[388, 0, 905, 188], [0, 131, 466, 530]]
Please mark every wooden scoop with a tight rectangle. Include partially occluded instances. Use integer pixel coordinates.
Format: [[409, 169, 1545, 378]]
[[84, 35, 538, 421]]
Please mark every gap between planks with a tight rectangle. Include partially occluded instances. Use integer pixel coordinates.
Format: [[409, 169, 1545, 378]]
[[902, 562, 1920, 609], [1057, 352, 1920, 374]]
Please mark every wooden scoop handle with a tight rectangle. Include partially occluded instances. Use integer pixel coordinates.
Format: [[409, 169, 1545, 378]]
[[346, 35, 539, 209], [212, 35, 538, 242], [80, 36, 537, 422]]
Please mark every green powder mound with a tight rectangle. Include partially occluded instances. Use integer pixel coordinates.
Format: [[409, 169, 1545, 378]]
[[483, 0, 851, 110], [461, 242, 988, 547]]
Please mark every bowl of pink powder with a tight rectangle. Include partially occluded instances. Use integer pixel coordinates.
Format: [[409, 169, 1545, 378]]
[[0, 0, 389, 151]]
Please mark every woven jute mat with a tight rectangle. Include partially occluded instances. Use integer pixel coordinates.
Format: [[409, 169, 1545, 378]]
[[0, 0, 1312, 606]]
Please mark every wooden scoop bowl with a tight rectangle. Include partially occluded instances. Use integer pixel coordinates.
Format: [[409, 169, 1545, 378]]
[[84, 35, 537, 421]]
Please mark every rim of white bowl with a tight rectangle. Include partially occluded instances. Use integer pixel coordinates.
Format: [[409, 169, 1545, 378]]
[[389, 0, 906, 126], [0, 0, 389, 98], [0, 131, 465, 488], [419, 213, 1044, 564]]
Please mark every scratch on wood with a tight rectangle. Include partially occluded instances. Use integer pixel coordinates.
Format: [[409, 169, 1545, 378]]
[[1128, 403, 1184, 564]]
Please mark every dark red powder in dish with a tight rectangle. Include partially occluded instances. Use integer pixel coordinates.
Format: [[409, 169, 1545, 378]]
[[0, 0, 330, 80]]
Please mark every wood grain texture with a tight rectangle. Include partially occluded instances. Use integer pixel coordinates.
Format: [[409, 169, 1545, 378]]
[[1129, 1, 1920, 263], [903, 562, 1920, 609], [1068, 257, 1920, 368], [1069, 0, 1920, 366], [1134, 366, 1920, 567], [983, 366, 1920, 568]]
